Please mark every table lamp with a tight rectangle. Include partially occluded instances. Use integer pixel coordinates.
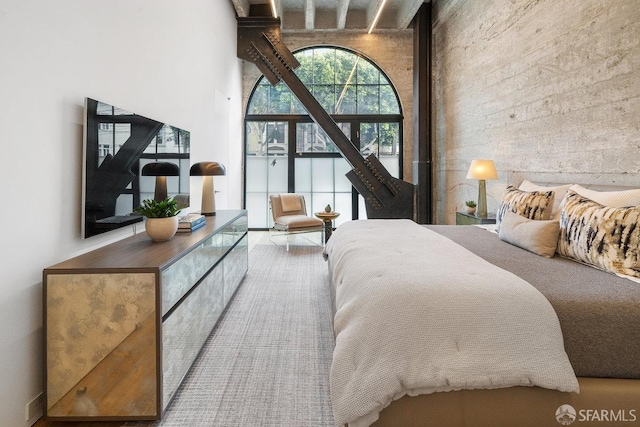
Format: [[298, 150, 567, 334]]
[[466, 159, 498, 218], [141, 162, 180, 202], [190, 162, 226, 216]]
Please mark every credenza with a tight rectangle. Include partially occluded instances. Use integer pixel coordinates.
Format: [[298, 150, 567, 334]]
[[43, 210, 248, 421]]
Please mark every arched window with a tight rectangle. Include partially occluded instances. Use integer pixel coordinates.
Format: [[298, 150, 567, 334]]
[[245, 46, 403, 229]]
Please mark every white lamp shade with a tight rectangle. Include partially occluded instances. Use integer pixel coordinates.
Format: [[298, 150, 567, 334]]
[[466, 160, 498, 180]]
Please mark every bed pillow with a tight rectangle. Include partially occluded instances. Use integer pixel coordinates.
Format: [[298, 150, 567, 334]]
[[557, 191, 640, 278], [570, 184, 640, 207], [496, 186, 554, 232], [519, 180, 572, 220], [498, 211, 559, 258]]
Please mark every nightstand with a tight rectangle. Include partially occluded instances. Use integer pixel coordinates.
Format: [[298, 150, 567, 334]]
[[456, 211, 496, 225], [314, 211, 340, 243]]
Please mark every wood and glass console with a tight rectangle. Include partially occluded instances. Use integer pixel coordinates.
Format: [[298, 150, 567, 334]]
[[43, 210, 248, 421]]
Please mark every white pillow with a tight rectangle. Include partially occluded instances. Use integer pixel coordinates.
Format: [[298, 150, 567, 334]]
[[498, 211, 559, 258], [569, 184, 640, 207], [518, 180, 572, 220]]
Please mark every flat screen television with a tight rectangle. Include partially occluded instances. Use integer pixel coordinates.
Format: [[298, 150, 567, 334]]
[[82, 98, 190, 238]]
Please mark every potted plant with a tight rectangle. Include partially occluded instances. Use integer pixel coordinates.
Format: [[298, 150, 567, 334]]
[[135, 197, 182, 242], [465, 200, 477, 215]]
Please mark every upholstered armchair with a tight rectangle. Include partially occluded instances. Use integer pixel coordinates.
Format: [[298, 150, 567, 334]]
[[269, 194, 323, 251]]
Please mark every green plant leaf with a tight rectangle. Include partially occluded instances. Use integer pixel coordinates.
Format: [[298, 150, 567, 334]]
[[134, 197, 182, 218]]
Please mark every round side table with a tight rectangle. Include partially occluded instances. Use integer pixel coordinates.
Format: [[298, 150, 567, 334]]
[[314, 211, 340, 243]]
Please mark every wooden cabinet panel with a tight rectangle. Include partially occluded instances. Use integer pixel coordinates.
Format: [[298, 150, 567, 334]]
[[45, 272, 157, 418], [44, 210, 248, 421]]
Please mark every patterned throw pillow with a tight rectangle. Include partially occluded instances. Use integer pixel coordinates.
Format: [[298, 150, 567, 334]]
[[519, 180, 572, 220], [557, 190, 640, 278], [496, 186, 554, 231]]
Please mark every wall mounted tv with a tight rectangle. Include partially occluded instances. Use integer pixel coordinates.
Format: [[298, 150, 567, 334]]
[[82, 98, 190, 238]]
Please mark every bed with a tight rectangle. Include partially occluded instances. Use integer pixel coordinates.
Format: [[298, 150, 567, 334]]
[[323, 183, 640, 427]]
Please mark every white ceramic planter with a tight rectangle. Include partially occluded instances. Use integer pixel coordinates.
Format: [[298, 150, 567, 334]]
[[145, 217, 179, 242]]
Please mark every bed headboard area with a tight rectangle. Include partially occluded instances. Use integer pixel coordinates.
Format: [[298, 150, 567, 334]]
[[530, 182, 640, 192], [494, 180, 640, 282]]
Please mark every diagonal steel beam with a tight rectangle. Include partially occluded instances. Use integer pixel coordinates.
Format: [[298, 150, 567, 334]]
[[237, 17, 415, 220]]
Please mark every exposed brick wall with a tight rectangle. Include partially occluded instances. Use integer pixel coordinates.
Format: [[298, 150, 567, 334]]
[[241, 30, 415, 180], [433, 0, 640, 223]]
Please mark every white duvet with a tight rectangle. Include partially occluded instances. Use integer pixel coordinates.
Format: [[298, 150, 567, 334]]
[[324, 219, 579, 427]]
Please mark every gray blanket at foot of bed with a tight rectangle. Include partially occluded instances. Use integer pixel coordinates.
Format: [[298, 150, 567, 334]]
[[427, 225, 640, 379]]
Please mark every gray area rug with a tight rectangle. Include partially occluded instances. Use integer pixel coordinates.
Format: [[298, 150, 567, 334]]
[[126, 243, 335, 427]]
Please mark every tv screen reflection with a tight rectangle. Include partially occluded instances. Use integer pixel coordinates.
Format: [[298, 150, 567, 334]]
[[82, 98, 190, 238]]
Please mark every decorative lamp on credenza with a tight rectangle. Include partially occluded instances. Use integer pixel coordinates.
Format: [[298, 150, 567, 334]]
[[190, 161, 226, 216], [141, 162, 180, 202]]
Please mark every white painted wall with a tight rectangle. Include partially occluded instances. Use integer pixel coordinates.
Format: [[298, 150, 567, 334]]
[[0, 0, 243, 425]]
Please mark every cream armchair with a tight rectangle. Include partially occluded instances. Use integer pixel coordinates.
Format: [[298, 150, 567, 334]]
[[269, 194, 323, 251]]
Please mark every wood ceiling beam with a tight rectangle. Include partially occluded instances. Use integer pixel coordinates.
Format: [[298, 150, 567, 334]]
[[336, 0, 350, 30], [305, 0, 315, 30], [397, 0, 427, 29], [231, 0, 250, 17]]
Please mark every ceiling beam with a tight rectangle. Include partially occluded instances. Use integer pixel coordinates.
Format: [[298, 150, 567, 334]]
[[433, 0, 466, 30], [397, 0, 426, 29], [336, 0, 350, 30], [305, 0, 315, 30], [366, 0, 387, 34], [366, 0, 379, 26], [231, 0, 250, 18]]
